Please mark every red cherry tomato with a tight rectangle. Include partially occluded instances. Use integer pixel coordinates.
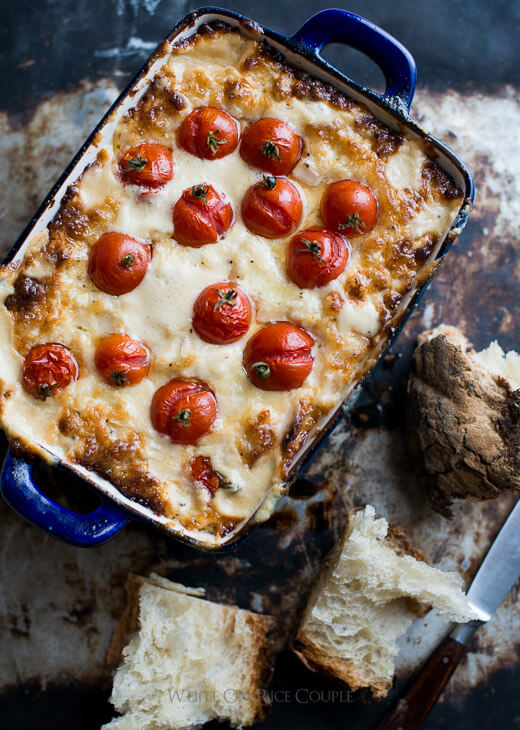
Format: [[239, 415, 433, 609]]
[[95, 334, 150, 387], [190, 455, 221, 496], [241, 175, 303, 239], [88, 233, 151, 296], [173, 184, 234, 247], [151, 379, 217, 445], [178, 106, 239, 160], [287, 228, 350, 289], [243, 322, 314, 391], [320, 180, 378, 236], [118, 143, 174, 189], [22, 343, 79, 400], [240, 118, 303, 175], [193, 282, 251, 345]]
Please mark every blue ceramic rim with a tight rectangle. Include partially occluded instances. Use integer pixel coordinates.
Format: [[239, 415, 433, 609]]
[[0, 7, 475, 550]]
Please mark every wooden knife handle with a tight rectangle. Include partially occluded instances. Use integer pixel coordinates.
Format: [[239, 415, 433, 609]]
[[378, 636, 467, 730]]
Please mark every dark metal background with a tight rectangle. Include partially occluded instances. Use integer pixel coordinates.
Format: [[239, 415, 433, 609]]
[[1, 1, 519, 729]]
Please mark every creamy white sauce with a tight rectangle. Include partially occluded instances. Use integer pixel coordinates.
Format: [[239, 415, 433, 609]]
[[338, 297, 381, 338], [385, 139, 424, 191]]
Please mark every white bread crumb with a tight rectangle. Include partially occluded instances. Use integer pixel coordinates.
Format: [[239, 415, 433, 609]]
[[474, 341, 520, 390]]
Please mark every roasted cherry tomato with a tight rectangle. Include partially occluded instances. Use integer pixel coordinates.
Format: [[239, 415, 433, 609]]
[[287, 228, 350, 289], [190, 455, 221, 496], [320, 179, 378, 236], [178, 106, 239, 160], [240, 118, 303, 176], [88, 232, 151, 296], [173, 184, 234, 247], [243, 322, 314, 391], [118, 143, 174, 189], [193, 282, 251, 345], [241, 175, 303, 239], [22, 343, 79, 400], [151, 379, 217, 445], [95, 334, 150, 387]]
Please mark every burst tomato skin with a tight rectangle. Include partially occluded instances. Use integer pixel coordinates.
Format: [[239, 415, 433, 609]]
[[287, 228, 350, 289], [243, 322, 314, 391], [192, 282, 251, 345], [240, 118, 303, 176], [173, 184, 234, 247], [320, 179, 378, 236], [95, 334, 150, 387], [241, 176, 303, 239], [22, 343, 79, 400], [88, 232, 151, 296], [190, 455, 221, 496], [178, 107, 239, 160], [118, 143, 174, 189], [151, 379, 217, 445]]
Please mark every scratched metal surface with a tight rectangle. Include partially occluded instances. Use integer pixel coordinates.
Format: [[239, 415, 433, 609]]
[[1, 1, 519, 729]]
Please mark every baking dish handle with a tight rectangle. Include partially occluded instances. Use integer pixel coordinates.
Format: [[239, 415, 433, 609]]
[[1, 450, 129, 547], [290, 9, 416, 112]]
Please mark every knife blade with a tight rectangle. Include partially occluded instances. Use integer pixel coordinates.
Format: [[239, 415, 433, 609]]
[[379, 499, 520, 730], [464, 498, 520, 622]]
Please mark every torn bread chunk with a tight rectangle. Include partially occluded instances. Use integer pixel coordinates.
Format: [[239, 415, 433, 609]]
[[103, 574, 275, 730], [293, 506, 476, 699], [409, 324, 520, 515]]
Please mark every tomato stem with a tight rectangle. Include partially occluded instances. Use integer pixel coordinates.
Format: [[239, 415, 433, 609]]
[[191, 184, 210, 204], [206, 129, 225, 155], [338, 213, 366, 233], [37, 383, 54, 400], [213, 288, 238, 311], [123, 153, 148, 173], [174, 408, 191, 427], [262, 174, 277, 190], [251, 362, 271, 378], [297, 237, 326, 263], [215, 470, 241, 493], [261, 140, 282, 162], [111, 370, 130, 387], [120, 254, 135, 269]]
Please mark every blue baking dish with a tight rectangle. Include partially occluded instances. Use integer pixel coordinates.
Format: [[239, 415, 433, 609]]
[[0, 7, 474, 549]]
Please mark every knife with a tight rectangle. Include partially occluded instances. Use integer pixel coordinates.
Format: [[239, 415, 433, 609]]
[[379, 498, 520, 730]]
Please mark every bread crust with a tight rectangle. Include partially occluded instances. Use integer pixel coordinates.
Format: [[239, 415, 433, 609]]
[[293, 635, 391, 699], [408, 327, 520, 515], [107, 574, 143, 666], [241, 613, 276, 725]]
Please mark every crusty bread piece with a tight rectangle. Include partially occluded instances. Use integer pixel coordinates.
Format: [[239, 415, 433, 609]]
[[103, 574, 275, 730], [294, 506, 477, 699], [410, 324, 520, 513]]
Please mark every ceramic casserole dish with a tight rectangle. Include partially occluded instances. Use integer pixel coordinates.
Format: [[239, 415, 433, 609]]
[[0, 7, 474, 549]]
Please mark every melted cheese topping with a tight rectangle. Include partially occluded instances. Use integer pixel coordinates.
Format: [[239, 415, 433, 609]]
[[0, 28, 464, 543]]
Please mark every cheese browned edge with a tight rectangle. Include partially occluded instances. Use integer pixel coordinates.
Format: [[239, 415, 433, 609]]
[[0, 23, 465, 544]]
